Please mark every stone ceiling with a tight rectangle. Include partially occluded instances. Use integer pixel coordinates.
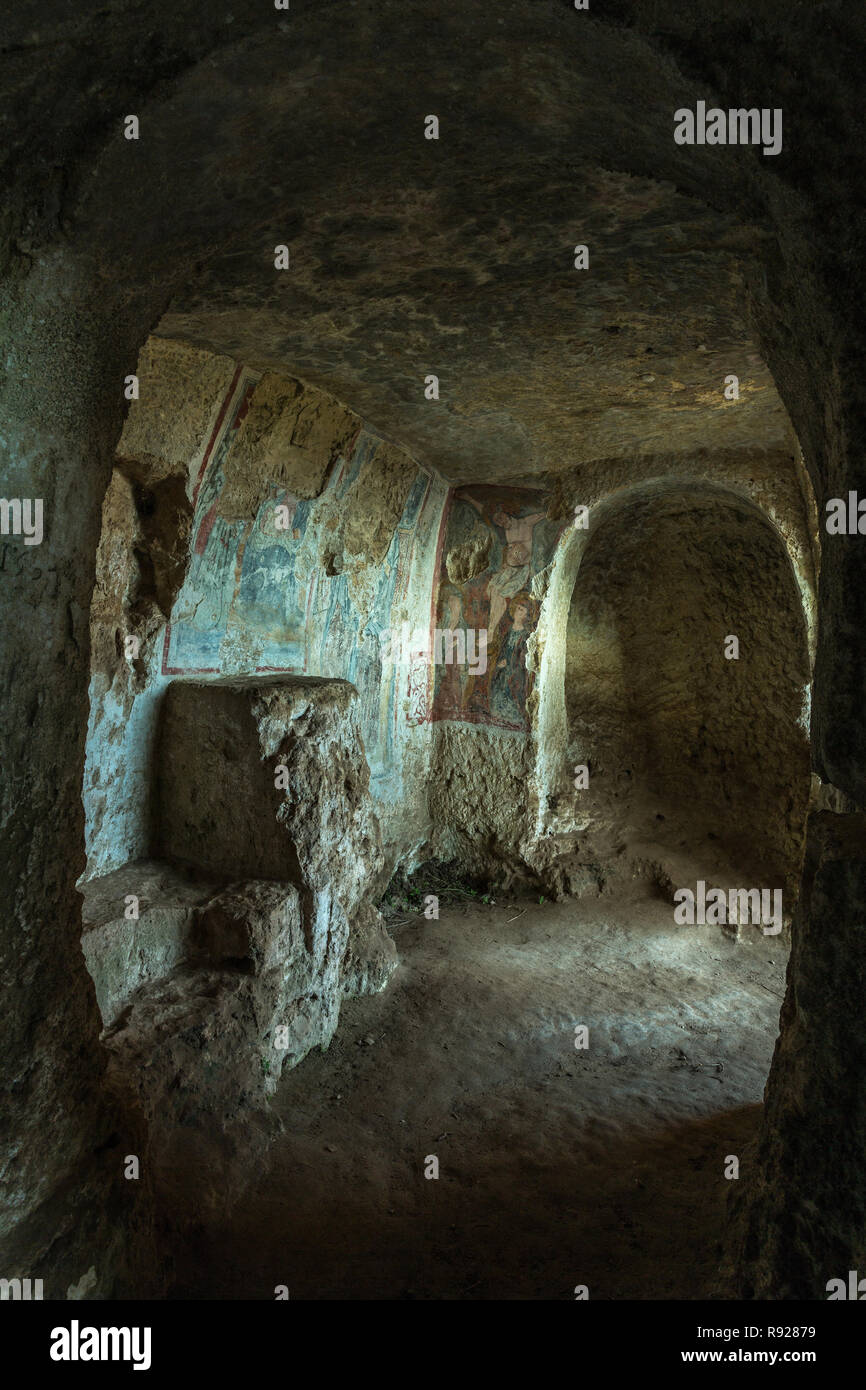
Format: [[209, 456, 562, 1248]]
[[159, 171, 790, 483], [5, 0, 815, 483]]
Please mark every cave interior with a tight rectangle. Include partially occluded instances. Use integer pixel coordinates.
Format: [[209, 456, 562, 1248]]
[[2, 0, 866, 1306]]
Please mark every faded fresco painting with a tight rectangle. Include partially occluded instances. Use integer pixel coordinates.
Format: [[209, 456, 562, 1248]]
[[163, 370, 438, 776], [431, 485, 563, 731], [309, 457, 433, 774]]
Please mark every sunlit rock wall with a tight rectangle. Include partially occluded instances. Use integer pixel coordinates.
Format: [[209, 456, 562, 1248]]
[[563, 487, 811, 897]]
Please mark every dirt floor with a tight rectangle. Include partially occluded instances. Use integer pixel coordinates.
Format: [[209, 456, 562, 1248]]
[[169, 881, 787, 1300]]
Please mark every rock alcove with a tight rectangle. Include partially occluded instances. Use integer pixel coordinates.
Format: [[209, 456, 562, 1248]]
[[1, 0, 865, 1306]]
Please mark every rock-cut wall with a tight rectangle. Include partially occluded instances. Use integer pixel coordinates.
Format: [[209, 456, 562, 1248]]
[[82, 337, 449, 885], [426, 482, 566, 878]]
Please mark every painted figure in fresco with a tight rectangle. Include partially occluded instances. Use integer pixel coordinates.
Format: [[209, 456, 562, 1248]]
[[178, 382, 255, 642], [224, 490, 312, 662], [488, 591, 536, 726], [354, 626, 384, 755], [461, 494, 547, 639], [353, 526, 408, 762], [238, 543, 299, 641], [176, 511, 240, 645], [434, 581, 467, 716], [456, 572, 493, 718], [321, 592, 354, 677]]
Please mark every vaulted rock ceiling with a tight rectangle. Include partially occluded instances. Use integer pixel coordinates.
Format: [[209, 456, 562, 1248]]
[[2, 0, 814, 483]]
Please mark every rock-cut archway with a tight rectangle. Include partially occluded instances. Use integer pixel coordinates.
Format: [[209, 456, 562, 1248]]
[[561, 483, 812, 904], [2, 0, 866, 1304]]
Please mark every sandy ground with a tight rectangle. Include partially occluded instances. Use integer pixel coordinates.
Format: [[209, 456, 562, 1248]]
[[169, 882, 787, 1300]]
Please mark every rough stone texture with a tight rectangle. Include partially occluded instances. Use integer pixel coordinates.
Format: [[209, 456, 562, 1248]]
[[527, 458, 817, 899], [429, 457, 815, 897], [83, 340, 444, 883], [725, 812, 866, 1297], [155, 676, 385, 914], [562, 487, 811, 902], [446, 529, 493, 586], [89, 462, 192, 682], [134, 13, 797, 486], [81, 856, 394, 1221], [89, 356, 815, 944], [152, 674, 398, 1061], [168, 887, 788, 1300], [340, 440, 418, 567], [156, 679, 302, 883], [88, 469, 152, 687], [3, 0, 866, 1303], [83, 462, 190, 876], [116, 337, 238, 491], [217, 371, 359, 517], [81, 860, 217, 1027], [340, 899, 399, 999], [5, 4, 818, 484], [0, 255, 166, 1300], [101, 951, 293, 1220], [127, 471, 193, 621], [543, 446, 819, 678], [427, 723, 537, 888]]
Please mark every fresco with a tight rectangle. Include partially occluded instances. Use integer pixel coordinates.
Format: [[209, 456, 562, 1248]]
[[163, 373, 258, 672], [309, 462, 433, 772], [431, 485, 564, 731], [162, 370, 438, 777]]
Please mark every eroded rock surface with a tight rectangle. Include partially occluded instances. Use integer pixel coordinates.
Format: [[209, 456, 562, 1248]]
[[100, 876, 342, 1217], [3, 0, 866, 1306], [155, 676, 385, 910], [79, 677, 398, 1218], [81, 860, 218, 1027]]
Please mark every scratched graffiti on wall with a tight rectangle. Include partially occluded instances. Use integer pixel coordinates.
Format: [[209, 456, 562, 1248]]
[[431, 485, 564, 731]]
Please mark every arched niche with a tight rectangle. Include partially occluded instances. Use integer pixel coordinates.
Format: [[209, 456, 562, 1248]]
[[530, 477, 815, 896]]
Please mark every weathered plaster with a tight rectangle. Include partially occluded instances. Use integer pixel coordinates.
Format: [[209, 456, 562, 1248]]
[[83, 338, 449, 882]]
